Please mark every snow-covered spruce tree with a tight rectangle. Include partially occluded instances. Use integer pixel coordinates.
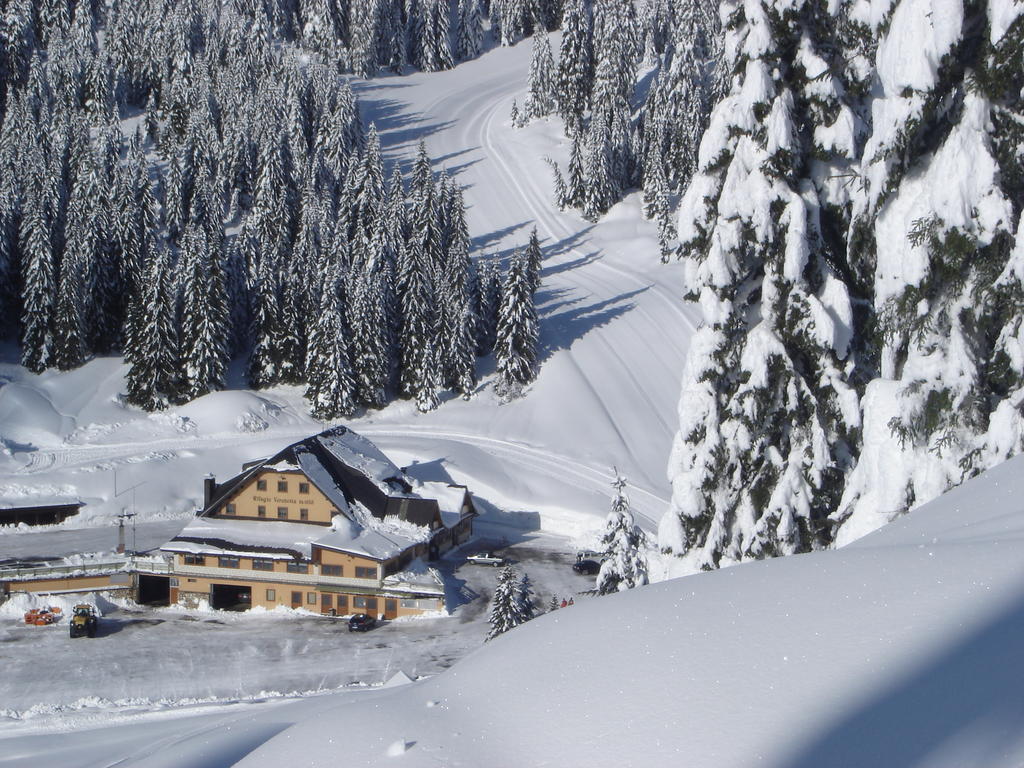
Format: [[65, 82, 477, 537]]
[[495, 250, 538, 398], [125, 242, 179, 411], [18, 147, 55, 374], [486, 565, 533, 640], [596, 472, 648, 594], [474, 255, 502, 355], [456, 0, 484, 61], [517, 570, 537, 621], [524, 29, 556, 120], [437, 184, 478, 397], [555, 0, 593, 135], [832, 0, 1024, 543], [524, 226, 542, 294], [396, 234, 440, 412], [660, 0, 864, 569], [178, 224, 230, 402], [305, 272, 358, 420]]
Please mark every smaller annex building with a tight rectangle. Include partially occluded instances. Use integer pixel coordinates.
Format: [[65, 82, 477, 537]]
[[162, 426, 476, 620]]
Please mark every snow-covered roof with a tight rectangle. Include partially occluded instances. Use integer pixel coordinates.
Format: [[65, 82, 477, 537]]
[[382, 558, 445, 596], [315, 507, 428, 561], [314, 429, 415, 498], [420, 481, 473, 527], [165, 517, 326, 559]]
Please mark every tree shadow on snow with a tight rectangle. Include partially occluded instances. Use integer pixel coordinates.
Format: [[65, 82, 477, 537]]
[[536, 286, 648, 365], [471, 221, 533, 253], [782, 585, 1024, 768]]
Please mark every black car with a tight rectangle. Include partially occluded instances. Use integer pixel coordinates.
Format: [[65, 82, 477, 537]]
[[348, 613, 377, 632], [573, 559, 601, 575]]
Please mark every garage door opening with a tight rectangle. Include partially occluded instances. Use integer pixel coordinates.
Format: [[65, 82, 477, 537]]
[[137, 574, 170, 605], [210, 583, 251, 611]]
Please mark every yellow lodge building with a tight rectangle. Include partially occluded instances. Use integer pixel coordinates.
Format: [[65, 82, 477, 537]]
[[161, 425, 475, 620]]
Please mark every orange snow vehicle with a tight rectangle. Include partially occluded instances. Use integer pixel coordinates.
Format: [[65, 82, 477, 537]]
[[23, 606, 62, 625]]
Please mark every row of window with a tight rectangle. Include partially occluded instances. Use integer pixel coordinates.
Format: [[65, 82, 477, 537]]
[[222, 504, 310, 520], [256, 479, 311, 494], [181, 554, 377, 579], [262, 590, 380, 611]]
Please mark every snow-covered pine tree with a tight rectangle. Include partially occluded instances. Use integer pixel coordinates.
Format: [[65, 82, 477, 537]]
[[524, 226, 542, 294], [661, 0, 863, 569], [486, 564, 531, 640], [178, 224, 230, 401], [437, 183, 477, 396], [19, 148, 55, 374], [456, 0, 484, 61], [517, 570, 537, 620], [396, 235, 440, 412], [832, 0, 1024, 543], [474, 255, 501, 355], [494, 249, 538, 398], [305, 270, 358, 420], [348, 253, 393, 408], [524, 29, 556, 120], [596, 472, 648, 594], [125, 241, 179, 411], [555, 0, 593, 135]]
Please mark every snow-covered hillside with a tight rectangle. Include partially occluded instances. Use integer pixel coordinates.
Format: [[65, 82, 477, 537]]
[[5, 442, 1024, 767]]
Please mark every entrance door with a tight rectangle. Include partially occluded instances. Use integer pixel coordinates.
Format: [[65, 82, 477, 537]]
[[290, 590, 302, 609], [384, 599, 398, 619]]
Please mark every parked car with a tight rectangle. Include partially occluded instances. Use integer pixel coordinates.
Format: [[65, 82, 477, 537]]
[[466, 552, 505, 567], [348, 613, 376, 632], [573, 559, 601, 575]]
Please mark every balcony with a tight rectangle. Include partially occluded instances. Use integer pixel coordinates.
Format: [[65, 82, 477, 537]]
[[170, 562, 382, 590]]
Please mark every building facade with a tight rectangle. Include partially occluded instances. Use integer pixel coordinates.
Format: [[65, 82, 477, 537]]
[[162, 426, 475, 620]]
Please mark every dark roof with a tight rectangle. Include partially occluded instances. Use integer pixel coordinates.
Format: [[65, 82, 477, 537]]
[[202, 426, 440, 527]]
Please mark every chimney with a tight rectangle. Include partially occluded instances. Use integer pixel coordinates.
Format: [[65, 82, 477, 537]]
[[116, 516, 125, 554], [204, 476, 217, 508]]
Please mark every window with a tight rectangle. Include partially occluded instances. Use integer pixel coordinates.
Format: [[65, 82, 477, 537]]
[[401, 599, 418, 609], [299, 508, 309, 521], [355, 566, 378, 580], [277, 507, 288, 519], [257, 505, 266, 517], [218, 556, 240, 569], [266, 589, 276, 601], [257, 479, 267, 491], [322, 564, 343, 577], [299, 482, 310, 494], [307, 592, 316, 605], [224, 503, 236, 515], [286, 561, 309, 574], [183, 554, 205, 566], [252, 559, 274, 571], [353, 597, 378, 611], [277, 480, 288, 492]]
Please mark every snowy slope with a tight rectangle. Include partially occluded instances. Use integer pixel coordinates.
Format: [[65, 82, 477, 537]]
[[0, 39, 696, 549], [5, 446, 1024, 767]]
